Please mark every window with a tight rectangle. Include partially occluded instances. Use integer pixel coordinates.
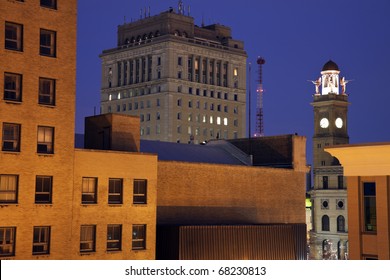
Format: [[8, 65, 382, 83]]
[[337, 215, 345, 232], [40, 29, 56, 57], [39, 78, 55, 105], [322, 176, 328, 189], [80, 225, 96, 252], [37, 126, 54, 153], [178, 56, 182, 66], [322, 215, 330, 231], [133, 179, 147, 204], [0, 175, 18, 203], [338, 175, 344, 189], [40, 0, 57, 9], [5, 22, 23, 51], [107, 224, 122, 251], [32, 226, 50, 255], [108, 178, 123, 204], [363, 182, 376, 232], [4, 72, 22, 101], [82, 177, 97, 204], [0, 227, 16, 257], [2, 123, 20, 152], [132, 225, 146, 250], [35, 176, 52, 204]]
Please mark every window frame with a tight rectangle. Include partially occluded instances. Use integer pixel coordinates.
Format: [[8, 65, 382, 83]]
[[5, 22, 23, 51], [35, 176, 53, 204], [82, 177, 98, 204], [2, 123, 21, 152], [132, 224, 146, 250], [40, 0, 57, 10], [40, 29, 57, 57], [321, 215, 330, 231], [80, 225, 96, 253], [0, 174, 18, 204], [106, 224, 122, 251], [108, 178, 123, 204], [363, 182, 377, 232], [4, 72, 22, 102], [337, 215, 345, 232], [0, 227, 16, 257], [37, 126, 54, 154], [32, 226, 51, 255], [133, 179, 147, 204], [39, 77, 56, 105]]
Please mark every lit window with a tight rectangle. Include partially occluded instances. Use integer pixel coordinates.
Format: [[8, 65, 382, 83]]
[[233, 68, 238, 76], [40, 29, 56, 57], [82, 177, 97, 204], [210, 116, 213, 124], [2, 123, 20, 152], [5, 22, 23, 51], [39, 77, 55, 105], [40, 0, 57, 9], [133, 179, 147, 204], [35, 176, 52, 204], [132, 225, 146, 250], [32, 226, 50, 255], [0, 174, 18, 203], [223, 118, 228, 126], [4, 72, 22, 101], [107, 224, 122, 251], [80, 225, 96, 252], [0, 227, 16, 257], [217, 117, 221, 125], [108, 178, 122, 204], [37, 126, 54, 154]]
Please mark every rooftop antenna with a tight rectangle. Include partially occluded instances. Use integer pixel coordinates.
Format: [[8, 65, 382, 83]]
[[148, 6, 150, 17], [201, 14, 205, 27], [254, 56, 266, 137], [188, 5, 190, 16]]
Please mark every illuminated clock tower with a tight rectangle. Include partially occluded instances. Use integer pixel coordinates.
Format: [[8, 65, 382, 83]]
[[309, 60, 349, 260]]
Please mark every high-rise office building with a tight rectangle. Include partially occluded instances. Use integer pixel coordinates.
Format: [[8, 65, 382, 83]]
[[100, 7, 247, 143]]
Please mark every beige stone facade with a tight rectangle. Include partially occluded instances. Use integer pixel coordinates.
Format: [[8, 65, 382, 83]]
[[100, 10, 247, 144]]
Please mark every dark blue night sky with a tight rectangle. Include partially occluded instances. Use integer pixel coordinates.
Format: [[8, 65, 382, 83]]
[[76, 0, 390, 163]]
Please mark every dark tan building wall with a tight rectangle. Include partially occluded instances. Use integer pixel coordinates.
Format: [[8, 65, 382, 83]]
[[347, 176, 390, 259], [157, 161, 306, 225], [72, 149, 158, 260], [0, 0, 77, 259]]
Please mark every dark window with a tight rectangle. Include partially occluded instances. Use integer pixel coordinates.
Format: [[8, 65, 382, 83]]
[[364, 182, 376, 232], [157, 57, 161, 66], [132, 224, 146, 250], [39, 77, 55, 105], [2, 123, 20, 152], [338, 175, 344, 189], [178, 56, 182, 66], [323, 176, 328, 189], [4, 72, 22, 101], [80, 225, 96, 252], [37, 126, 54, 154], [107, 224, 122, 251], [0, 227, 16, 257], [35, 176, 52, 204], [0, 174, 18, 203], [40, 29, 56, 57], [322, 215, 330, 231], [108, 178, 122, 204], [337, 215, 345, 232], [5, 22, 23, 51], [32, 226, 50, 255], [40, 0, 57, 9], [133, 179, 147, 204]]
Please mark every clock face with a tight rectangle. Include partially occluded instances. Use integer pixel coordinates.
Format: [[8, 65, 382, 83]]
[[320, 118, 329, 128], [335, 117, 343, 128]]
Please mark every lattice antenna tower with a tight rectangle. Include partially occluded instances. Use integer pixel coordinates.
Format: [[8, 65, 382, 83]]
[[254, 56, 265, 137]]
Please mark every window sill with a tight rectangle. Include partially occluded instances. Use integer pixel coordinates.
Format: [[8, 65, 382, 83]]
[[80, 251, 96, 256], [39, 103, 56, 108], [81, 203, 98, 207], [3, 100, 22, 105], [132, 203, 148, 207], [2, 150, 20, 155], [0, 203, 18, 207], [106, 250, 122, 254], [35, 203, 53, 207], [37, 153, 54, 157]]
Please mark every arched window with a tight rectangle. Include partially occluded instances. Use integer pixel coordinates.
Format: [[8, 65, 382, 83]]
[[337, 215, 345, 232], [322, 215, 330, 231]]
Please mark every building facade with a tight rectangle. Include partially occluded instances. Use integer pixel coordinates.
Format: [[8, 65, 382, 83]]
[[308, 61, 349, 259], [327, 143, 390, 260], [100, 8, 247, 143], [0, 1, 158, 260]]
